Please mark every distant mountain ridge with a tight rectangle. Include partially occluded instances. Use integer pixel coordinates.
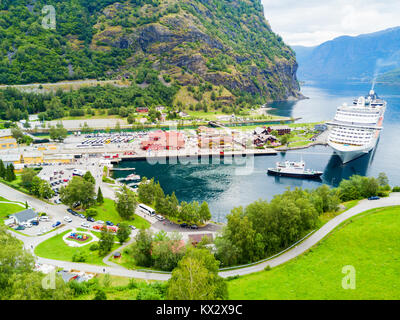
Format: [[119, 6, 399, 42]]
[[293, 27, 400, 82]]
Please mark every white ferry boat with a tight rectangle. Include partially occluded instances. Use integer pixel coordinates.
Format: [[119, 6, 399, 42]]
[[326, 90, 386, 163], [267, 160, 323, 179]]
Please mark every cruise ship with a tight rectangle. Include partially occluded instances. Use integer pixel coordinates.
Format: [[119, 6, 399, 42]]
[[326, 90, 386, 163]]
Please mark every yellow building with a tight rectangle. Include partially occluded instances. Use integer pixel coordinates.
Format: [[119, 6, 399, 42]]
[[43, 154, 74, 164], [21, 152, 43, 165], [0, 130, 17, 150]]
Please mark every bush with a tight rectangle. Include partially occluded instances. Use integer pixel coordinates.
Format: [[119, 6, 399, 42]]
[[377, 191, 390, 197], [72, 251, 87, 262], [40, 212, 47, 216], [392, 186, 400, 192], [264, 265, 271, 271], [89, 243, 99, 251]]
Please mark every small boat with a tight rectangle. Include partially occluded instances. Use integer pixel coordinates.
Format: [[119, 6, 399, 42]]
[[125, 174, 141, 181], [267, 160, 323, 179]]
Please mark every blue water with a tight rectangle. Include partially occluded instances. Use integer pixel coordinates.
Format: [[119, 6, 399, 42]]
[[116, 82, 400, 222]]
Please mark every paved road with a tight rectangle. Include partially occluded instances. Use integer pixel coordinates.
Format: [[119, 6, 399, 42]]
[[2, 182, 400, 281]]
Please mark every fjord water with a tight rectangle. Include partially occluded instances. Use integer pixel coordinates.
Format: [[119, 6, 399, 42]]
[[116, 82, 400, 222]]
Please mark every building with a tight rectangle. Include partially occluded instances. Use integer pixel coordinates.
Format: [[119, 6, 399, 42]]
[[198, 135, 233, 149], [43, 154, 74, 164], [254, 134, 278, 147], [0, 129, 17, 150], [0, 154, 20, 166], [21, 152, 43, 165], [136, 107, 149, 113], [268, 126, 291, 136], [10, 209, 38, 225], [141, 130, 185, 150]]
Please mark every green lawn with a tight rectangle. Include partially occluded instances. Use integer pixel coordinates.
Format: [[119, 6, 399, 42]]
[[35, 230, 120, 266], [0, 199, 25, 225], [87, 198, 150, 230], [227, 206, 400, 300]]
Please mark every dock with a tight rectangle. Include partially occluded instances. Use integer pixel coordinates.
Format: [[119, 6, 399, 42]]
[[109, 167, 135, 171]]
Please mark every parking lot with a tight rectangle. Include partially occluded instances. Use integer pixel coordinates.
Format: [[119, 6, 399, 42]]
[[37, 160, 105, 204]]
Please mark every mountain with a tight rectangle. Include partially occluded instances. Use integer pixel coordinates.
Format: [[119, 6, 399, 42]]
[[377, 68, 400, 84], [0, 0, 302, 106], [294, 27, 400, 82]]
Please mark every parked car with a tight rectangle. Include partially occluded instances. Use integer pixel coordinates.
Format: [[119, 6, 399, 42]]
[[15, 225, 25, 231], [155, 215, 165, 221], [64, 216, 72, 223], [39, 216, 49, 222], [81, 222, 90, 228], [129, 225, 136, 230], [368, 196, 380, 200], [106, 221, 114, 226], [96, 220, 105, 225], [87, 216, 95, 222], [93, 225, 102, 230], [31, 220, 39, 226], [180, 223, 188, 228], [52, 221, 61, 228], [67, 209, 78, 216], [78, 214, 86, 219], [190, 224, 198, 230]]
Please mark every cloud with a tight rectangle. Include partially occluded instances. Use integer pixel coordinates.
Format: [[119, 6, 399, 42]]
[[261, 0, 400, 46]]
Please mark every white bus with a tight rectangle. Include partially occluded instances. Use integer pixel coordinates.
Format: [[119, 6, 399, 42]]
[[138, 203, 156, 216]]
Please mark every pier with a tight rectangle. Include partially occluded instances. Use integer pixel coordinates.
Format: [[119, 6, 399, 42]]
[[110, 167, 135, 171]]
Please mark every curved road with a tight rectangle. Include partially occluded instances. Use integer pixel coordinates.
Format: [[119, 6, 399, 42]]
[[2, 182, 399, 281]]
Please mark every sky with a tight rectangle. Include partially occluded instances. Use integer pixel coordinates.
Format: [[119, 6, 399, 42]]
[[261, 0, 400, 47]]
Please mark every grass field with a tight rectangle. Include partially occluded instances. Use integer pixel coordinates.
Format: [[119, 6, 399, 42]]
[[35, 229, 120, 266], [0, 200, 25, 223], [227, 206, 400, 300], [87, 198, 150, 230]]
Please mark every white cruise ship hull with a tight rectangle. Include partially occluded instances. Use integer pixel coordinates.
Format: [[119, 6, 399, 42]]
[[328, 137, 377, 163]]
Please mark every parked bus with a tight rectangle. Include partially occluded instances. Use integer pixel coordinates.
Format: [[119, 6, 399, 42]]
[[138, 203, 156, 216]]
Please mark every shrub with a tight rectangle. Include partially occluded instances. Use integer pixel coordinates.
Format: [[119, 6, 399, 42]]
[[72, 251, 87, 262], [89, 243, 99, 251], [392, 186, 400, 192], [264, 265, 271, 271], [377, 191, 390, 197]]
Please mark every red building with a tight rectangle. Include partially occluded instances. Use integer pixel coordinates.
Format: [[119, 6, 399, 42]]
[[136, 107, 149, 113], [141, 130, 185, 150]]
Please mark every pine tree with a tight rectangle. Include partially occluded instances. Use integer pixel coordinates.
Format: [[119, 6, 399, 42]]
[[0, 160, 5, 179], [97, 187, 104, 204]]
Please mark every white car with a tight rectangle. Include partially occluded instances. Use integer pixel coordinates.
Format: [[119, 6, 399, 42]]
[[39, 216, 49, 222], [81, 222, 90, 228], [155, 215, 165, 221], [96, 220, 104, 225], [64, 216, 72, 223]]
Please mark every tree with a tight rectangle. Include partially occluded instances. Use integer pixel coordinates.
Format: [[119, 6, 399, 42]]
[[83, 171, 96, 185], [49, 123, 68, 141], [166, 248, 228, 300], [0, 226, 72, 300], [378, 172, 389, 188], [116, 222, 131, 245], [98, 227, 114, 256], [11, 127, 25, 144], [0, 160, 5, 179], [5, 164, 16, 182], [97, 187, 104, 204], [131, 229, 153, 267], [199, 202, 211, 224], [21, 168, 37, 189], [39, 180, 55, 199], [60, 176, 96, 209], [115, 185, 137, 220]]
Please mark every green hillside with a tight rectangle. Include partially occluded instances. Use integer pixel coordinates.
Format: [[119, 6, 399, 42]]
[[228, 206, 400, 300], [0, 0, 301, 119]]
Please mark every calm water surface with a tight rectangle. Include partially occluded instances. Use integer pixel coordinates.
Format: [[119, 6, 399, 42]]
[[116, 82, 400, 222]]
